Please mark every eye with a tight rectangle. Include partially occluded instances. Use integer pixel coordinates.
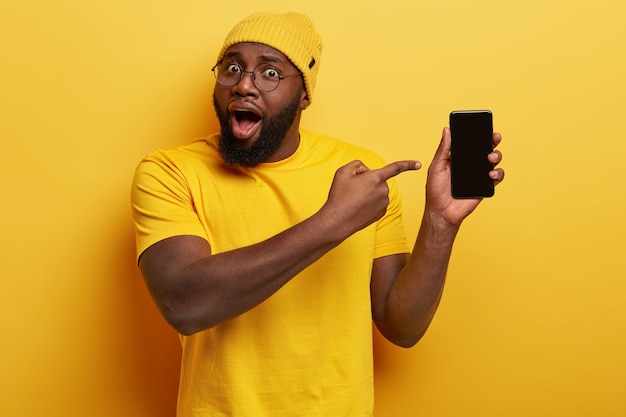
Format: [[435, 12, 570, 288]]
[[225, 63, 241, 75], [260, 67, 280, 79]]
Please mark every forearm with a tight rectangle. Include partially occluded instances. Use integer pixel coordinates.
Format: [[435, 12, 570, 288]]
[[377, 211, 459, 347], [148, 210, 345, 335]]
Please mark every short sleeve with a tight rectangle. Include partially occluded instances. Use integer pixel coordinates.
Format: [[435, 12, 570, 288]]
[[373, 177, 410, 258], [130, 151, 208, 262]]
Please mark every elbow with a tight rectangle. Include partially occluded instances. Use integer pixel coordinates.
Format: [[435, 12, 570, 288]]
[[157, 299, 214, 336], [392, 338, 418, 349], [149, 284, 234, 335], [167, 316, 203, 336], [376, 320, 429, 348], [390, 331, 426, 349]]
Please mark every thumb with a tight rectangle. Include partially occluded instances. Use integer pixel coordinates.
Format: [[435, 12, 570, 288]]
[[433, 127, 452, 165]]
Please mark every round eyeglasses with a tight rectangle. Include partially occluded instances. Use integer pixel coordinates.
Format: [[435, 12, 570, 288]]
[[212, 62, 302, 92]]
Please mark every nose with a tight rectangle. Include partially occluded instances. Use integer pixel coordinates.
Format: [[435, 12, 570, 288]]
[[232, 71, 259, 97]]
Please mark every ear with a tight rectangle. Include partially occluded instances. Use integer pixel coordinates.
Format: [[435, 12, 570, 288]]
[[299, 89, 310, 110]]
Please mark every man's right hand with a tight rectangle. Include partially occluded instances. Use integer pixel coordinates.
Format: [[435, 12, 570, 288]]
[[321, 160, 421, 238]]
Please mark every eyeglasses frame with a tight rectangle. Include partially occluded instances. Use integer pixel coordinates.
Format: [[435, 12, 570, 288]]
[[211, 61, 302, 92]]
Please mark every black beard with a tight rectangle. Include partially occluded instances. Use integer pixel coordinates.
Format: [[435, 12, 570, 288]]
[[214, 93, 301, 167]]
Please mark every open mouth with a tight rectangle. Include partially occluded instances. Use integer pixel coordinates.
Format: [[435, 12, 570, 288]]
[[231, 109, 262, 140]]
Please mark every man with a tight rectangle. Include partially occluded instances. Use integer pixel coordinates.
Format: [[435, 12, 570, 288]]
[[131, 11, 504, 417]]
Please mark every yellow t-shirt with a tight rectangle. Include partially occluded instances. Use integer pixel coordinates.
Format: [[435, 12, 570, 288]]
[[131, 130, 409, 417]]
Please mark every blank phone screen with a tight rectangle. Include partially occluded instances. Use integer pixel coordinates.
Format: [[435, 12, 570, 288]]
[[449, 110, 494, 198]]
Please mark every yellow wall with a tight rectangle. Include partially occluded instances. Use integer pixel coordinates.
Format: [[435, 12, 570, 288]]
[[2, 0, 625, 416]]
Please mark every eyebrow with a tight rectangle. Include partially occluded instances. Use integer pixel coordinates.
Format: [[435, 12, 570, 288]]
[[258, 54, 283, 64]]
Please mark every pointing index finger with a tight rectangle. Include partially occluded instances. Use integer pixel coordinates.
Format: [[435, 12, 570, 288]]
[[374, 160, 421, 180]]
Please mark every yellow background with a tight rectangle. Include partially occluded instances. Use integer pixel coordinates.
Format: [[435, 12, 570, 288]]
[[1, 0, 625, 416]]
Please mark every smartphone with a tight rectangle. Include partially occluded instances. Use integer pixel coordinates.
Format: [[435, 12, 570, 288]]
[[449, 110, 495, 198]]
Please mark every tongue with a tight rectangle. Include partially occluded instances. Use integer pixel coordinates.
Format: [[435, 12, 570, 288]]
[[233, 112, 260, 140]]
